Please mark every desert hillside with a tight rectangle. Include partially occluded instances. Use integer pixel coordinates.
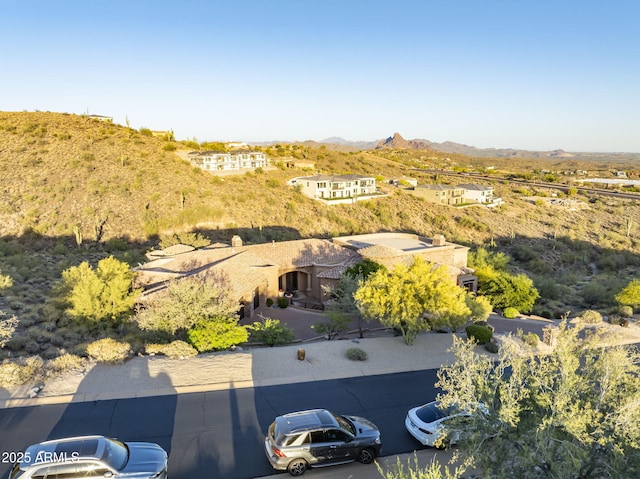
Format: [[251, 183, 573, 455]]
[[1, 110, 640, 346]]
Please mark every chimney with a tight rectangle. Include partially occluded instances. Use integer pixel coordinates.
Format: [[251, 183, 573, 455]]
[[231, 235, 243, 247], [432, 234, 446, 246]]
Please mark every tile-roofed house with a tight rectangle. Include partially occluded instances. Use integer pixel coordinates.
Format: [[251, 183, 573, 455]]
[[135, 237, 359, 318], [134, 232, 476, 318]]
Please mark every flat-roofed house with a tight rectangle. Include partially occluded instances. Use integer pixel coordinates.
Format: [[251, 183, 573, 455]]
[[333, 232, 477, 292], [289, 174, 376, 201], [410, 184, 465, 205], [457, 184, 495, 204], [188, 150, 268, 172]]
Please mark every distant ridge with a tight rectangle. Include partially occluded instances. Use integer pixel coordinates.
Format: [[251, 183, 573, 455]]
[[312, 132, 640, 161]]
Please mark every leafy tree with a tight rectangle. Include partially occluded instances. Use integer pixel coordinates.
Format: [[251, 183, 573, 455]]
[[428, 293, 492, 332], [323, 273, 367, 337], [134, 276, 240, 335], [466, 294, 492, 321], [615, 279, 640, 310], [468, 247, 510, 271], [480, 271, 539, 313], [344, 258, 384, 279], [58, 256, 140, 323], [311, 311, 351, 340], [354, 257, 470, 345], [436, 321, 640, 478]]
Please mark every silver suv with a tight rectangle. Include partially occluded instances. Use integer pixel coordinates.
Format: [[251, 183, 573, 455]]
[[264, 409, 382, 476], [8, 435, 168, 479]]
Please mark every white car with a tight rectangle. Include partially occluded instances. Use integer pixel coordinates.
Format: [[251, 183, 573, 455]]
[[405, 401, 468, 448]]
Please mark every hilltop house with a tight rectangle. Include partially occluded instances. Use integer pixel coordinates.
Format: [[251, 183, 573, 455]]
[[409, 184, 465, 205], [288, 174, 377, 202], [188, 150, 268, 172], [457, 184, 503, 206], [134, 232, 476, 319]]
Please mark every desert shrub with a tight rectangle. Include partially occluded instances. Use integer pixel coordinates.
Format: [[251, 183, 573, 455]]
[[484, 341, 499, 353], [465, 324, 493, 345], [277, 297, 289, 308], [0, 356, 44, 387], [523, 332, 540, 347], [248, 317, 295, 346], [145, 340, 198, 358], [50, 353, 85, 374], [618, 305, 634, 318], [346, 347, 368, 361], [86, 338, 131, 364], [581, 281, 613, 307], [608, 315, 623, 326], [187, 320, 248, 353], [503, 307, 519, 319], [580, 310, 603, 324]]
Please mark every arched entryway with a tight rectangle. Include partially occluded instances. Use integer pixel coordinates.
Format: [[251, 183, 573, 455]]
[[278, 270, 310, 294]]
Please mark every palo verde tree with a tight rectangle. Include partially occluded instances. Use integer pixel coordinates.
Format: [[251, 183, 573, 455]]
[[58, 256, 140, 324], [354, 257, 471, 345], [435, 321, 640, 478], [615, 278, 640, 310]]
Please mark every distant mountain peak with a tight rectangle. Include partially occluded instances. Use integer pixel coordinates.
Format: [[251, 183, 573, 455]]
[[376, 132, 433, 150]]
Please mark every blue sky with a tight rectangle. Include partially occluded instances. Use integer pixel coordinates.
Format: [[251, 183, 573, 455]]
[[2, 0, 639, 152]]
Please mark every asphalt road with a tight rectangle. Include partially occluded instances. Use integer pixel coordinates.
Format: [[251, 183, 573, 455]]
[[0, 369, 440, 479]]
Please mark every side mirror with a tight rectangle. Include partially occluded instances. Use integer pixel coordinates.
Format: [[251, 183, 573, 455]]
[[104, 472, 114, 478]]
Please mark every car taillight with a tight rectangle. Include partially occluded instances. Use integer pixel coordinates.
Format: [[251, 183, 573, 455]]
[[272, 447, 287, 458]]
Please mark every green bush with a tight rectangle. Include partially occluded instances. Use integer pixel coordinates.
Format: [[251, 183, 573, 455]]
[[248, 318, 295, 346], [0, 356, 44, 387], [146, 340, 198, 358], [277, 297, 289, 308], [187, 319, 248, 353], [346, 347, 368, 361], [503, 307, 519, 319], [465, 324, 493, 345], [86, 338, 131, 364], [266, 298, 274, 307]]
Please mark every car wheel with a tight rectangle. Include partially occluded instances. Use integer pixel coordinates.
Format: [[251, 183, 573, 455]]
[[357, 448, 375, 464], [287, 459, 307, 476]]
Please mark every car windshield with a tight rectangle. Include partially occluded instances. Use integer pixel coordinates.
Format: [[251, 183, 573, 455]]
[[101, 438, 129, 471], [334, 414, 355, 435], [415, 402, 453, 423]]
